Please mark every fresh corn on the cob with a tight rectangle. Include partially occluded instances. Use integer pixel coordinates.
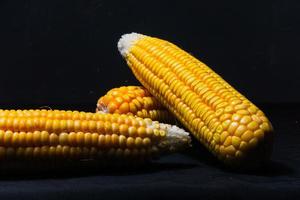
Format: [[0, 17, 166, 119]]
[[118, 33, 274, 167], [97, 86, 174, 123], [0, 109, 190, 162]]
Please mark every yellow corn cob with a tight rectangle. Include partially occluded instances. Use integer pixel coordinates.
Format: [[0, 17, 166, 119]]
[[118, 33, 274, 167], [0, 109, 190, 162], [96, 86, 174, 123]]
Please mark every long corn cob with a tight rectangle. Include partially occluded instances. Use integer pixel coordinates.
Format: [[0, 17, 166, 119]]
[[0, 109, 190, 162], [97, 86, 174, 123], [118, 33, 274, 167]]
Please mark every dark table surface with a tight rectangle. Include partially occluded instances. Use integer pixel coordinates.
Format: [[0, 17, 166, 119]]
[[0, 104, 299, 200]]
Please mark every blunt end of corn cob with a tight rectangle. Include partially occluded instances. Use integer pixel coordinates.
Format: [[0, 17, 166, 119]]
[[118, 33, 144, 57], [155, 123, 191, 153]]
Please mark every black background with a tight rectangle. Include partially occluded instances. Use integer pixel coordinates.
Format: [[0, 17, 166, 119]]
[[1, 0, 299, 110], [1, 0, 300, 199]]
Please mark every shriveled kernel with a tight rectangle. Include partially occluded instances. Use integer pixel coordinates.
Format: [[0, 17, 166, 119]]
[[241, 130, 253, 142]]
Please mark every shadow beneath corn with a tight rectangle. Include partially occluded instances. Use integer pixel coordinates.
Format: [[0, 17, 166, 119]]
[[183, 139, 294, 177], [0, 159, 197, 180]]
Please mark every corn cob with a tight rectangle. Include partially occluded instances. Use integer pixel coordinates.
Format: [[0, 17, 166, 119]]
[[118, 33, 274, 167], [0, 109, 191, 162], [97, 86, 174, 123]]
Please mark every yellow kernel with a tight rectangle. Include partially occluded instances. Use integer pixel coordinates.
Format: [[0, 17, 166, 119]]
[[237, 110, 250, 115], [225, 145, 236, 155], [142, 138, 151, 147], [240, 116, 252, 124], [222, 120, 231, 130], [4, 130, 13, 146], [231, 114, 241, 121], [111, 134, 119, 147], [18, 132, 26, 147], [104, 122, 112, 134], [128, 126, 137, 137], [0, 130, 4, 145], [220, 131, 229, 143], [119, 124, 129, 136], [84, 133, 92, 146], [254, 129, 264, 141], [228, 122, 239, 134], [232, 136, 241, 148], [234, 125, 247, 137], [68, 132, 77, 145], [59, 133, 69, 145], [119, 135, 127, 147], [247, 121, 259, 130], [98, 135, 105, 147], [248, 106, 258, 114], [91, 133, 98, 146], [135, 137, 143, 148], [33, 131, 41, 146], [41, 131, 49, 145], [239, 141, 248, 151], [49, 133, 58, 145], [119, 102, 130, 113], [105, 135, 111, 147], [126, 137, 135, 148], [76, 132, 85, 145], [261, 122, 271, 132], [223, 136, 232, 146], [248, 137, 258, 148], [241, 130, 253, 142], [137, 127, 147, 137]]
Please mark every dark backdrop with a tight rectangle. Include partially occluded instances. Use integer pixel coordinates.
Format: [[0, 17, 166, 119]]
[[0, 0, 299, 110]]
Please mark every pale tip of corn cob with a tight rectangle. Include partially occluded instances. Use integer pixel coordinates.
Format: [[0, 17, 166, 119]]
[[118, 32, 144, 57], [152, 123, 192, 153]]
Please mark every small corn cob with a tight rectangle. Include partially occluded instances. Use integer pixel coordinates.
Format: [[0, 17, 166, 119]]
[[96, 86, 174, 123], [0, 109, 190, 162], [118, 33, 274, 167]]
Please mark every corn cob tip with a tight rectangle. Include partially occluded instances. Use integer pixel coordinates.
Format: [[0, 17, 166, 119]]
[[118, 32, 144, 57], [155, 123, 191, 153]]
